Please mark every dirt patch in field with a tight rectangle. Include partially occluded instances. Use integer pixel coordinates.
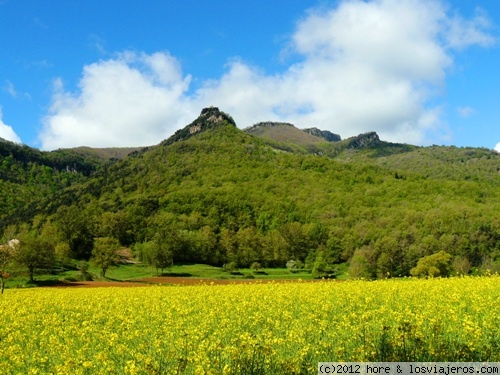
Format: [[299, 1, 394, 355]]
[[43, 277, 337, 288]]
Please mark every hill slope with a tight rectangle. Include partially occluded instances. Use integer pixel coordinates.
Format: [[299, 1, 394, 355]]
[[0, 138, 110, 227], [63, 146, 141, 161], [244, 122, 328, 148], [1, 108, 499, 278]]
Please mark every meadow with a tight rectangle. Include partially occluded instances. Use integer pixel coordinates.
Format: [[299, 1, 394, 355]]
[[1, 262, 321, 290], [1, 276, 500, 374]]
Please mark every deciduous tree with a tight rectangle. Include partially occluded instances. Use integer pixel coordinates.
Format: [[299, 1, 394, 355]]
[[16, 231, 55, 282], [92, 237, 121, 278], [0, 225, 18, 293], [410, 251, 452, 278]]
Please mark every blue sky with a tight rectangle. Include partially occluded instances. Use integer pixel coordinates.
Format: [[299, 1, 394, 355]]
[[1, 0, 499, 151]]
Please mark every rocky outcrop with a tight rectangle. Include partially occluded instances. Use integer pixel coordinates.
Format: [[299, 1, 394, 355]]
[[198, 107, 236, 127], [345, 132, 380, 149], [163, 107, 236, 146], [303, 128, 341, 142]]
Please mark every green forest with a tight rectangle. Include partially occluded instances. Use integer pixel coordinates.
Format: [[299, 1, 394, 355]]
[[1, 107, 499, 283]]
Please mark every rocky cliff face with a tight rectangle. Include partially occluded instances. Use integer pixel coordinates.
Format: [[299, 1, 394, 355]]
[[303, 128, 341, 142], [163, 107, 236, 146], [345, 132, 380, 149], [197, 107, 236, 127]]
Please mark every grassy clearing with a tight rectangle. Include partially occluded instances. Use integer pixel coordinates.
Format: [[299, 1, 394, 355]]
[[102, 263, 314, 281], [2, 262, 318, 289]]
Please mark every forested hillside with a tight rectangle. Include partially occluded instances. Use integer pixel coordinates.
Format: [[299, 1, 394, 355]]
[[0, 137, 110, 229], [1, 108, 499, 279]]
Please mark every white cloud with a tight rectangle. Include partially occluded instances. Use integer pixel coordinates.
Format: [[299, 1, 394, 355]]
[[40, 52, 193, 150], [4, 81, 18, 98], [194, 0, 491, 144], [444, 7, 495, 49], [3, 81, 31, 100], [0, 108, 22, 143], [40, 0, 494, 149], [457, 106, 475, 118], [495, 143, 500, 153]]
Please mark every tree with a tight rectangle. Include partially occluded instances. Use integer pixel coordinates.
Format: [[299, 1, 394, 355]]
[[236, 227, 262, 267], [98, 211, 134, 246], [348, 247, 375, 279], [410, 251, 452, 278], [55, 205, 94, 260], [223, 261, 238, 274], [0, 226, 18, 293], [260, 230, 288, 267], [144, 229, 173, 276], [91, 237, 121, 278], [286, 259, 303, 274], [250, 262, 263, 275], [452, 255, 471, 276], [0, 245, 12, 294], [311, 251, 336, 279], [16, 231, 55, 282], [0, 241, 16, 294], [279, 222, 309, 262], [78, 261, 92, 281], [324, 236, 343, 265], [374, 235, 400, 278], [39, 220, 71, 271], [220, 228, 236, 264]]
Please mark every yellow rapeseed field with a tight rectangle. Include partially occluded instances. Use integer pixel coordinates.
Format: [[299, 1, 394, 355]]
[[1, 277, 500, 374]]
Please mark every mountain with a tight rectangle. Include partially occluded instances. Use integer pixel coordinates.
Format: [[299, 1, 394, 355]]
[[244, 122, 329, 150], [162, 106, 236, 146], [303, 128, 341, 142], [244, 122, 341, 145], [1, 107, 499, 278], [63, 146, 141, 161], [0, 139, 114, 227], [243, 121, 417, 160]]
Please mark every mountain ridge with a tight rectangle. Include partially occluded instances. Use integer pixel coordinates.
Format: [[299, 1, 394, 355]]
[[1, 107, 499, 278]]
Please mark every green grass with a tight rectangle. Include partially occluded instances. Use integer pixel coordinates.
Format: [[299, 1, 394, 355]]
[[124, 263, 314, 280], [333, 262, 350, 280], [2, 262, 329, 290], [103, 263, 316, 281]]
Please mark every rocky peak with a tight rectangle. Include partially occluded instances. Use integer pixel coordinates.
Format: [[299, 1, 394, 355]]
[[303, 128, 341, 142], [345, 132, 380, 149], [198, 107, 236, 127], [162, 107, 236, 146]]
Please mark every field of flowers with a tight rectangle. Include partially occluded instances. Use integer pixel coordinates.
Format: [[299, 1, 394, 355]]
[[1, 277, 500, 374]]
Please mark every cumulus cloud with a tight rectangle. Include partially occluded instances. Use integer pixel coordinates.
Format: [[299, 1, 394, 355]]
[[495, 143, 500, 153], [194, 0, 494, 144], [40, 0, 494, 149], [0, 108, 22, 143], [40, 52, 193, 150]]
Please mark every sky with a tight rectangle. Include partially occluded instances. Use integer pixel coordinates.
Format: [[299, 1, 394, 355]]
[[1, 0, 499, 152]]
